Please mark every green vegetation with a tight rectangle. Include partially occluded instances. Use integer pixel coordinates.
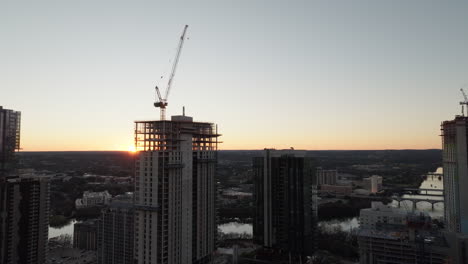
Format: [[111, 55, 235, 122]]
[[49, 215, 70, 228], [317, 226, 359, 261]]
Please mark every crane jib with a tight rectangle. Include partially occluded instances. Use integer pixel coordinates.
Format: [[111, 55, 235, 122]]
[[154, 25, 189, 121]]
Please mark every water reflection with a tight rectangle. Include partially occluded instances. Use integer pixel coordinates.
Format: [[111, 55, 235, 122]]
[[49, 220, 255, 239], [218, 222, 252, 235], [49, 219, 78, 239], [319, 217, 359, 232], [390, 167, 444, 219], [48, 169, 444, 238]]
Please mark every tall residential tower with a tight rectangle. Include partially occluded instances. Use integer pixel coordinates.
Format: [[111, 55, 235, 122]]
[[97, 194, 134, 264], [253, 149, 317, 259], [0, 106, 50, 264], [133, 114, 219, 264], [442, 115, 468, 233]]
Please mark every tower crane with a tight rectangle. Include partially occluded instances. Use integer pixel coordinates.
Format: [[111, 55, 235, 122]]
[[460, 88, 468, 116], [154, 25, 189, 120]]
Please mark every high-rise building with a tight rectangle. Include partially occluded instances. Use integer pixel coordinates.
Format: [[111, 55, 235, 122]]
[[0, 175, 50, 264], [74, 219, 98, 251], [0, 106, 49, 264], [253, 149, 317, 258], [442, 115, 468, 233], [133, 114, 219, 264], [0, 106, 21, 177], [97, 195, 134, 264], [316, 168, 337, 185]]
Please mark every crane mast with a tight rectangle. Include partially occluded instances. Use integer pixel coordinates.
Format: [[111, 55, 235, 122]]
[[460, 88, 468, 116], [154, 25, 189, 120]]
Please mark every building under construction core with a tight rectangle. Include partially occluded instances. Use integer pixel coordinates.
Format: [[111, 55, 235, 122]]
[[133, 114, 220, 264], [0, 106, 21, 178]]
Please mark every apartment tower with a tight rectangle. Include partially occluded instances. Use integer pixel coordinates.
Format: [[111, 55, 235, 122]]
[[0, 106, 20, 177], [0, 106, 50, 264], [253, 149, 317, 259], [442, 115, 468, 233], [133, 114, 219, 264], [97, 195, 134, 264]]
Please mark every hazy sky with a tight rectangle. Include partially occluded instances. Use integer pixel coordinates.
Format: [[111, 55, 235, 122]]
[[2, 1, 468, 151]]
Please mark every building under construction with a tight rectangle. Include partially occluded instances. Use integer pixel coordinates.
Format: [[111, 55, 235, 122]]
[[133, 114, 220, 264], [441, 115, 468, 234], [0, 106, 49, 264], [0, 106, 21, 178]]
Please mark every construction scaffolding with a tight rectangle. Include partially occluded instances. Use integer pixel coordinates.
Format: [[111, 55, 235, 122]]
[[0, 106, 21, 177], [134, 120, 220, 152]]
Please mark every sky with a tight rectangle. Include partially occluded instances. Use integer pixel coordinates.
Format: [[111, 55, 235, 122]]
[[1, 0, 468, 151]]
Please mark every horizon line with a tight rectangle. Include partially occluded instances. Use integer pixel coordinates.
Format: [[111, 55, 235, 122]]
[[18, 148, 443, 153]]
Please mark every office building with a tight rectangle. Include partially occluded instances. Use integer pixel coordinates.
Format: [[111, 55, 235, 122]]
[[253, 149, 317, 259], [363, 175, 383, 194], [133, 114, 219, 264], [1, 106, 50, 264], [316, 168, 337, 185], [97, 195, 134, 264], [442, 115, 468, 233], [73, 219, 97, 251]]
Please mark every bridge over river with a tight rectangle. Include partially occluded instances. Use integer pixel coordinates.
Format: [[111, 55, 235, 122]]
[[392, 195, 444, 210]]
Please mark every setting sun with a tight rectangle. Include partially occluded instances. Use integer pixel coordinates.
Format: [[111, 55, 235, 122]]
[[128, 145, 137, 153]]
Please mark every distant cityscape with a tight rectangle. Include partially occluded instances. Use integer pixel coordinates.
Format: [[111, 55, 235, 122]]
[[2, 100, 468, 263]]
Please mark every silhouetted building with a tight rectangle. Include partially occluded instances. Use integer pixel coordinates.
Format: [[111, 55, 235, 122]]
[[442, 116, 468, 234], [133, 115, 220, 264], [0, 106, 20, 177], [253, 149, 317, 259], [97, 196, 134, 264], [0, 175, 50, 264], [316, 168, 337, 185], [1, 106, 50, 264], [320, 184, 352, 195], [73, 219, 97, 251]]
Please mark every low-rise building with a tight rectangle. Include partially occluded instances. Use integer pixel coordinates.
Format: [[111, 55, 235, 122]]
[[47, 248, 96, 264], [358, 203, 454, 264], [320, 184, 352, 195], [75, 191, 111, 209], [359, 202, 407, 229]]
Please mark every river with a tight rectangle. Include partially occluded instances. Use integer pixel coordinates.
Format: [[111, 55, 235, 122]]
[[319, 167, 444, 232], [49, 219, 79, 239], [49, 220, 253, 239], [389, 167, 444, 219], [49, 168, 443, 238]]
